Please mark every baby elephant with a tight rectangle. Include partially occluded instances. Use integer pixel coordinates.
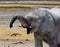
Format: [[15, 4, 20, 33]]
[[9, 8, 60, 47]]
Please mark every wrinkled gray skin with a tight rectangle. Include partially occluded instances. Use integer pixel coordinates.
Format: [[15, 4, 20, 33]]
[[10, 8, 60, 47]]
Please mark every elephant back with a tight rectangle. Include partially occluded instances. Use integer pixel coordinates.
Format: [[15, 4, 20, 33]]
[[48, 8, 60, 27]]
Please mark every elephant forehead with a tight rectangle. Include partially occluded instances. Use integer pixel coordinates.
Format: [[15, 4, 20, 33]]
[[33, 8, 47, 17], [25, 8, 48, 19], [25, 12, 39, 18]]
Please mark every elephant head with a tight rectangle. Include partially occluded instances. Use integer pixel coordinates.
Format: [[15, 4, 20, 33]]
[[10, 16, 41, 34], [9, 11, 44, 34], [9, 9, 55, 35]]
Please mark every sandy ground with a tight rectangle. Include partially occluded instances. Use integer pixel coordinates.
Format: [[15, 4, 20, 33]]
[[0, 41, 49, 47]]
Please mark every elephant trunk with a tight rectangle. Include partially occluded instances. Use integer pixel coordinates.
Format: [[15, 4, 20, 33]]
[[10, 16, 18, 28], [10, 16, 30, 28]]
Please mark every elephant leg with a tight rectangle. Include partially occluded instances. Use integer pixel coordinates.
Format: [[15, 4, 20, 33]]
[[34, 33, 43, 47], [48, 31, 58, 47], [49, 38, 57, 47]]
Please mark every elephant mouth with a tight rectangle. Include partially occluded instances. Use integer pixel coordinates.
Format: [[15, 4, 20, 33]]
[[22, 25, 32, 34], [26, 27, 32, 34]]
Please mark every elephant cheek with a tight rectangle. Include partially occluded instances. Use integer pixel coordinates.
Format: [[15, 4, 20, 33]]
[[27, 26, 38, 34]]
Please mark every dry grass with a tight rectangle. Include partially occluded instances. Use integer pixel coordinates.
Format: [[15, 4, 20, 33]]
[[0, 27, 34, 41], [0, 28, 49, 47], [0, 3, 60, 12], [0, 7, 33, 11]]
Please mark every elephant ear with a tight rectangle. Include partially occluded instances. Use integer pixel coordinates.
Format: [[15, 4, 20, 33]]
[[40, 11, 55, 35]]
